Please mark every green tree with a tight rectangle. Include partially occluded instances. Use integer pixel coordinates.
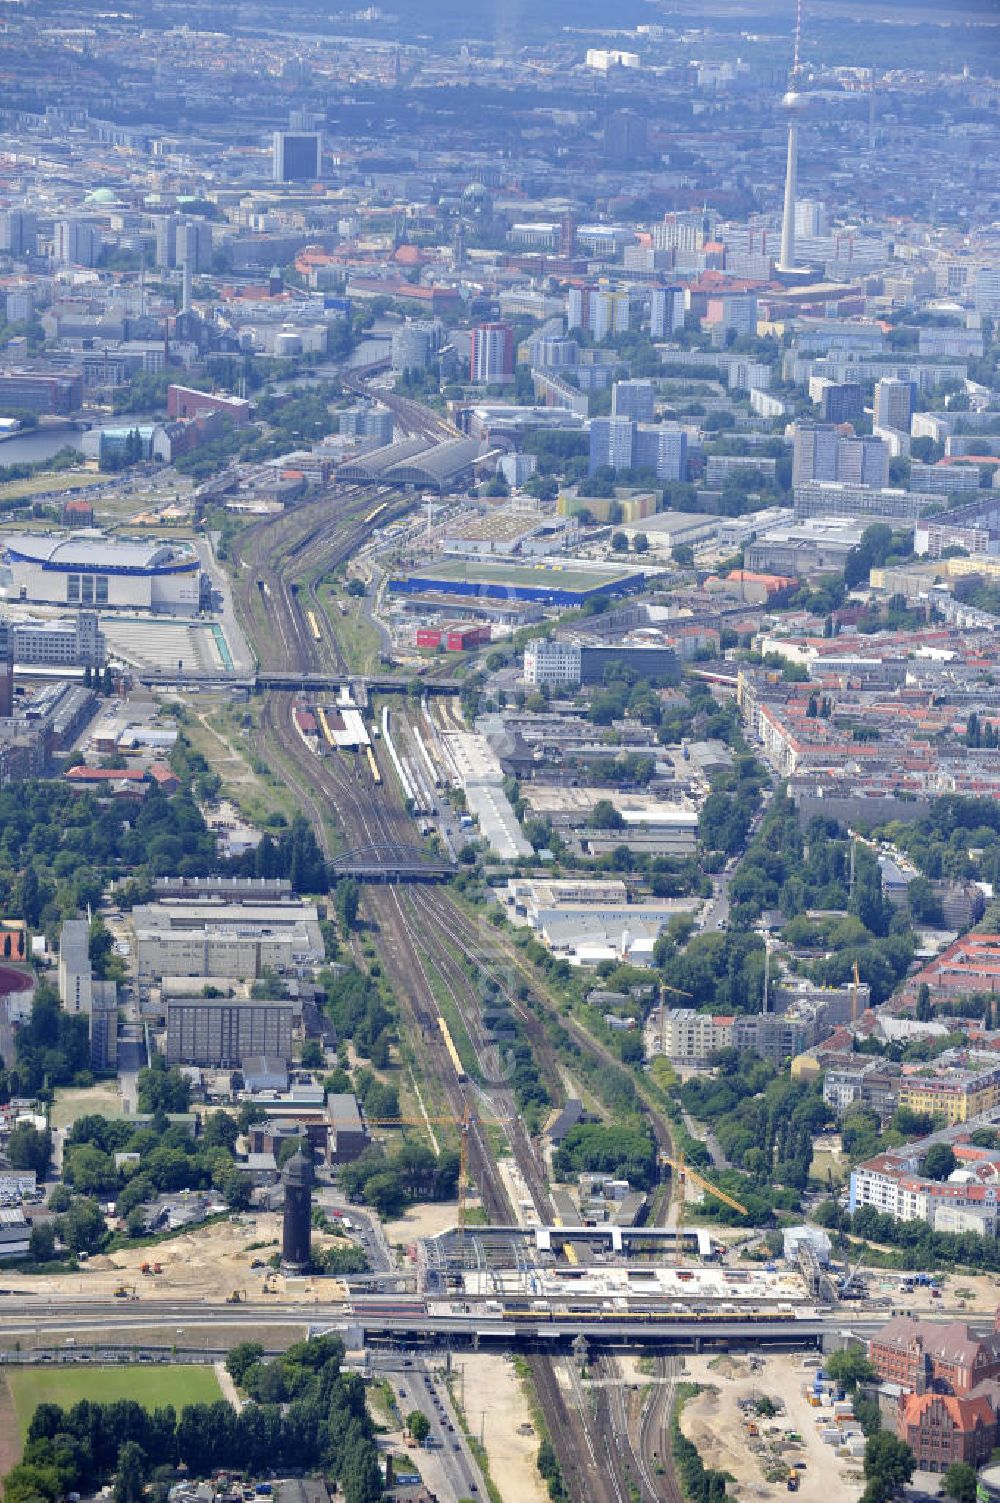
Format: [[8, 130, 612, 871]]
[[201, 1111, 239, 1151], [220, 1169, 253, 1210], [942, 1462, 977, 1503], [47, 1184, 72, 1213], [17, 864, 42, 927], [915, 982, 933, 1021], [907, 876, 943, 927], [591, 799, 625, 830], [921, 1143, 956, 1181], [225, 1342, 264, 1387], [672, 542, 695, 566], [610, 531, 628, 553], [862, 1431, 914, 1503], [336, 878, 360, 937], [238, 1101, 267, 1133], [64, 1143, 118, 1198], [407, 1411, 431, 1445], [825, 1348, 876, 1390], [28, 1220, 56, 1261], [125, 1206, 147, 1238], [113, 1440, 147, 1503], [845, 524, 895, 590], [137, 1057, 190, 1113], [59, 1195, 107, 1254], [7, 1122, 51, 1174], [89, 915, 115, 978]]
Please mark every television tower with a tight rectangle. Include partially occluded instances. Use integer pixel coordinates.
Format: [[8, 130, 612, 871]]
[[776, 0, 807, 279]]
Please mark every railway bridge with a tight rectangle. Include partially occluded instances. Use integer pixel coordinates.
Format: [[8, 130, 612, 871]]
[[328, 842, 453, 882]]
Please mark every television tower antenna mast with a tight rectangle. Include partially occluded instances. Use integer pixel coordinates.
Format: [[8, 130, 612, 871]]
[[777, 0, 807, 277]]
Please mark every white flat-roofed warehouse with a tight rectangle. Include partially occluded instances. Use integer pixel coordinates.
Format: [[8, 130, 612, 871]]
[[133, 899, 324, 980], [497, 875, 704, 966], [519, 786, 699, 852], [2, 532, 205, 614]]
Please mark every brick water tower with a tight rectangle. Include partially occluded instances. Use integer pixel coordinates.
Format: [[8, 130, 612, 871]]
[[281, 1145, 314, 1274]]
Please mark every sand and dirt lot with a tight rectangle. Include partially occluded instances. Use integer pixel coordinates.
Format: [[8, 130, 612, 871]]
[[0, 1208, 354, 1304], [681, 1352, 864, 1503], [0, 1215, 293, 1303], [456, 1353, 546, 1503], [867, 1269, 1000, 1317], [384, 1202, 459, 1245]]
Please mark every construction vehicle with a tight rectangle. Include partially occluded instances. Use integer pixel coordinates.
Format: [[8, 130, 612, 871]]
[[661, 1151, 749, 1261], [787, 1473, 800, 1492], [226, 1290, 247, 1304], [840, 1245, 868, 1299], [114, 1285, 135, 1299], [367, 1103, 478, 1234]]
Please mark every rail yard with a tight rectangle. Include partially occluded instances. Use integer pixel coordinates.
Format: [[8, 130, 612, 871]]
[[200, 416, 706, 1502]]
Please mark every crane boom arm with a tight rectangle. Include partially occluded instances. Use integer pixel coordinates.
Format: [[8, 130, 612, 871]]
[[664, 1155, 748, 1216]]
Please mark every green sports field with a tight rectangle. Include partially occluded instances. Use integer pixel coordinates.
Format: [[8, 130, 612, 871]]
[[7, 1363, 223, 1438]]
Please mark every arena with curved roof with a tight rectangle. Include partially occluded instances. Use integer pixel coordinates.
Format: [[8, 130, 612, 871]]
[[2, 532, 205, 614]]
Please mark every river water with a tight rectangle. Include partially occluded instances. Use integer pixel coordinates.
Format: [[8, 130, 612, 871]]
[[0, 428, 85, 465]]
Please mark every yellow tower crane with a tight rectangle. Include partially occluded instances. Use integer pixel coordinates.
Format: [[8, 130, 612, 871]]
[[662, 1151, 749, 1262], [366, 1103, 477, 1234], [659, 979, 694, 1057]]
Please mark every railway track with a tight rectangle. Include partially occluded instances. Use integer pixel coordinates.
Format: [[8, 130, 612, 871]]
[[636, 1355, 682, 1503], [369, 883, 623, 1503], [269, 692, 413, 857], [531, 1352, 626, 1503], [226, 430, 675, 1503], [375, 886, 508, 1213], [406, 887, 564, 1104], [230, 482, 403, 678], [340, 373, 459, 443], [408, 886, 676, 1222], [257, 696, 338, 858], [593, 1351, 682, 1503], [598, 1353, 644, 1503], [397, 888, 553, 1223]]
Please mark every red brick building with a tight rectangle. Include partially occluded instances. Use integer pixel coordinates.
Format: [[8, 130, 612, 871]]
[[166, 384, 251, 424], [62, 498, 94, 528], [898, 1393, 996, 1471], [869, 1314, 1000, 1396]]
